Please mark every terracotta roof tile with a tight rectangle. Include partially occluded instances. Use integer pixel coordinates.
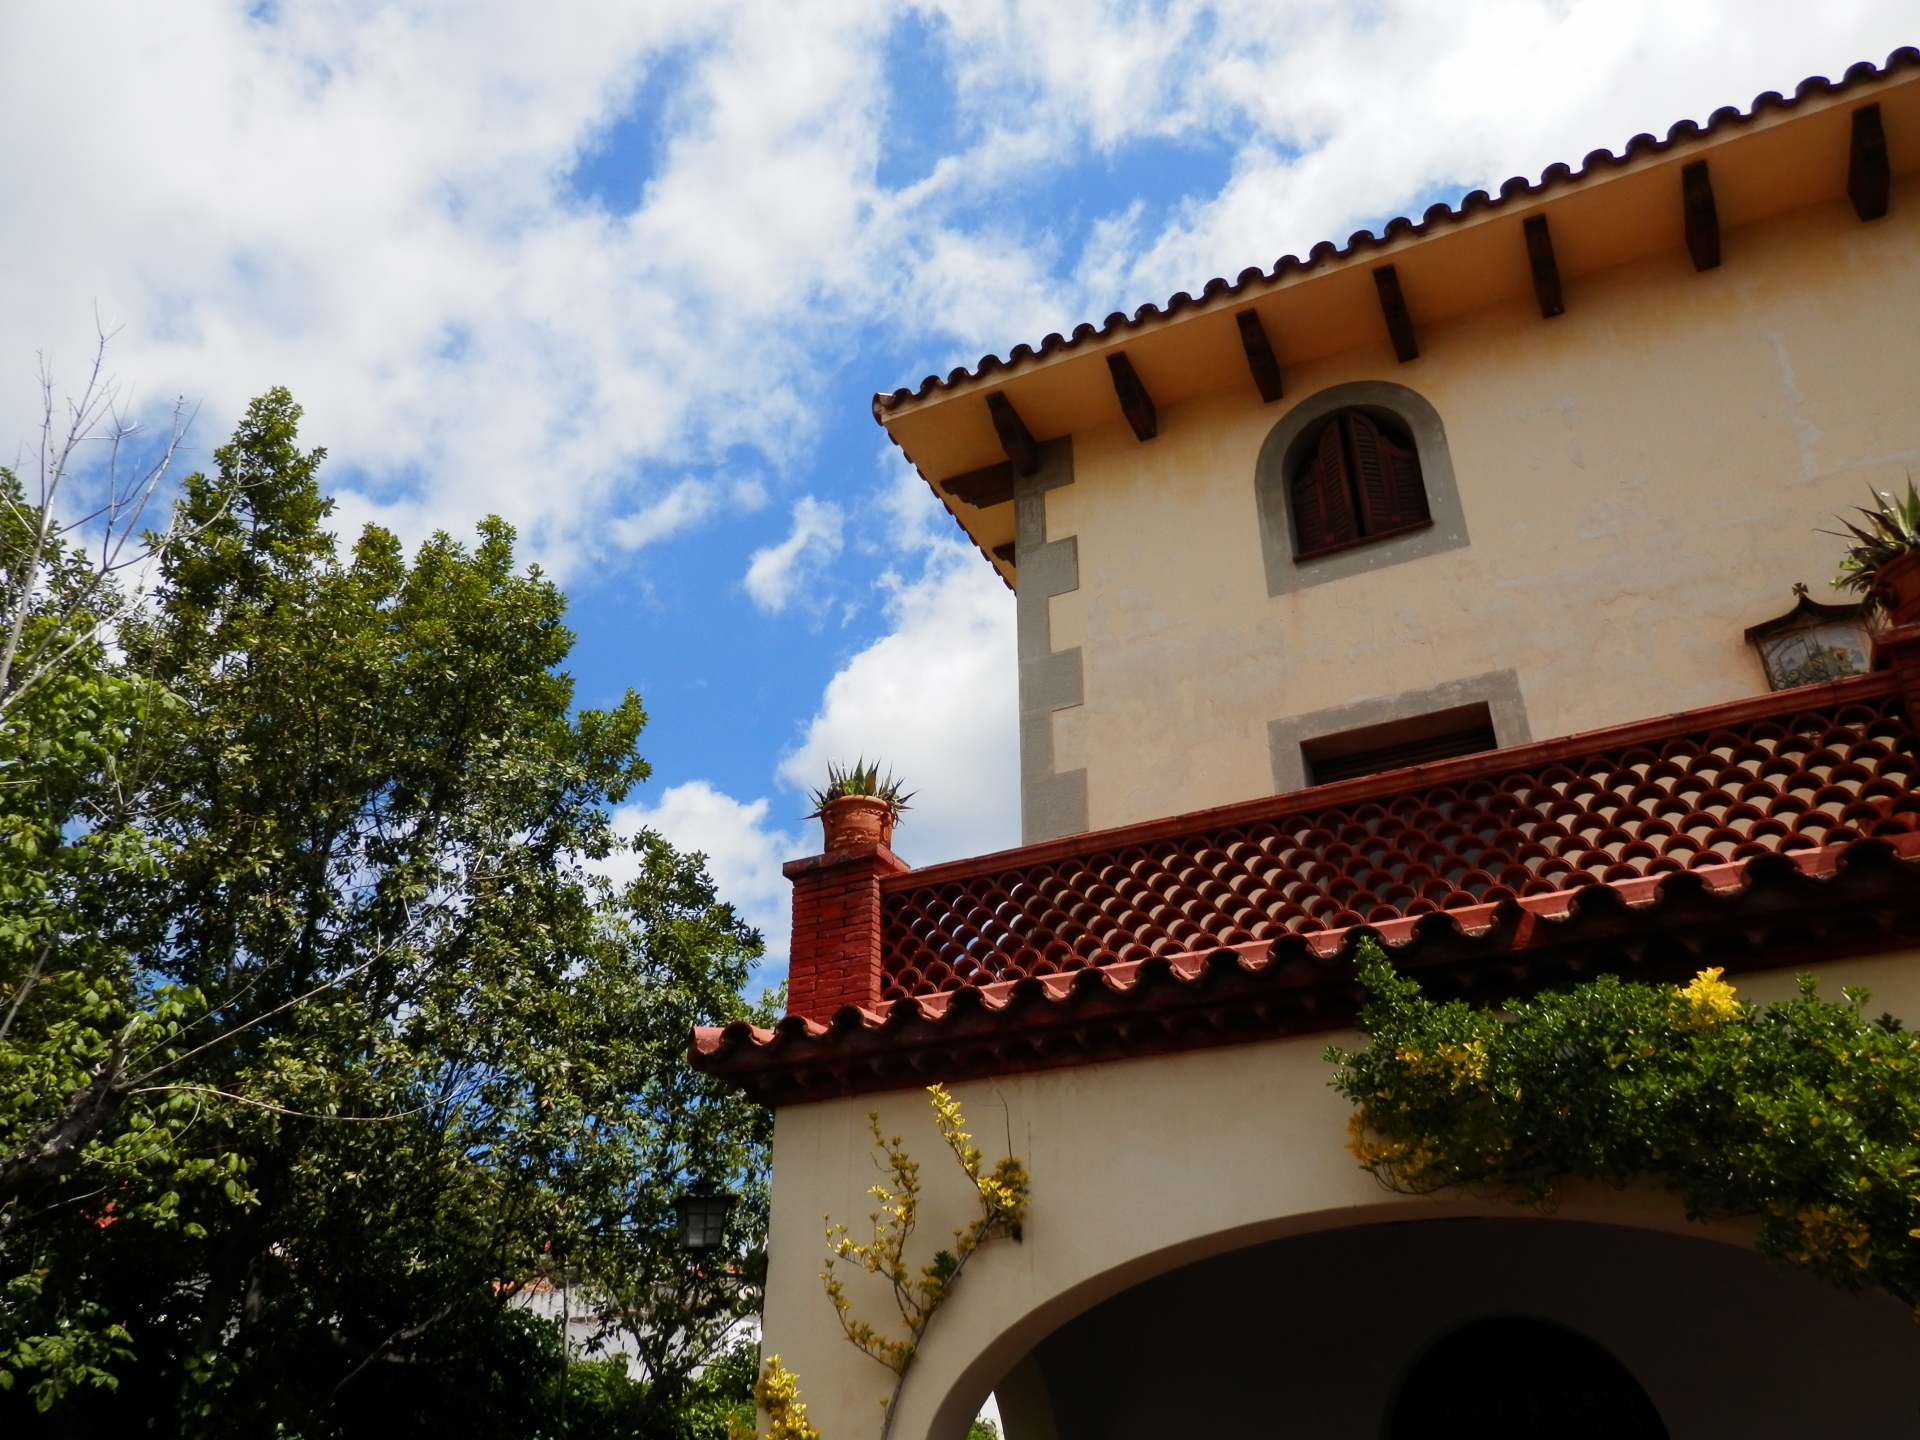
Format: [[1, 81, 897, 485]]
[[692, 836, 1920, 1105], [870, 49, 1920, 422], [691, 674, 1920, 1104]]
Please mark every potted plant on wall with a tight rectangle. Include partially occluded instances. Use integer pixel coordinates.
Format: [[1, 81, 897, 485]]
[[1830, 479, 1920, 624], [808, 759, 913, 852]]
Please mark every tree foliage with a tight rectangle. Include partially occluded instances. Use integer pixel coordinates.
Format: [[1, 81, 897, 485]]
[[1329, 939, 1920, 1310], [0, 388, 770, 1435]]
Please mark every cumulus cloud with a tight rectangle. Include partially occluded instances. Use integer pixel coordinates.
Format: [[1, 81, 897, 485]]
[[767, 460, 1020, 866], [744, 496, 845, 611], [610, 780, 804, 984], [628, 471, 1018, 974], [776, 537, 1019, 869], [4, 4, 1909, 579], [610, 479, 717, 549]]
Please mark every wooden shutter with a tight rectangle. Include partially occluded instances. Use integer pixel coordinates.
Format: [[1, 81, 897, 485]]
[[1292, 420, 1358, 554], [1346, 411, 1429, 534]]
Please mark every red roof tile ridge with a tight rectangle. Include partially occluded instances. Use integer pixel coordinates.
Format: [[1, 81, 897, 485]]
[[728, 843, 1894, 1048], [870, 50, 1920, 422], [880, 671, 1899, 895], [689, 833, 1920, 1100]]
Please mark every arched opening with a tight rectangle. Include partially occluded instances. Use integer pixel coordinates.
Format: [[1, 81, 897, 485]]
[[1388, 1316, 1666, 1439], [1252, 379, 1469, 596], [991, 1218, 1919, 1440]]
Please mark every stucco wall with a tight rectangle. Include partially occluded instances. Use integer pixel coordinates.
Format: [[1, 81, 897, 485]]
[[1038, 178, 1920, 832], [756, 948, 1920, 1440]]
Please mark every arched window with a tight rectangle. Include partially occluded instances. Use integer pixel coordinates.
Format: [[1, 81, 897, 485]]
[[1389, 1316, 1668, 1440], [1290, 408, 1431, 557]]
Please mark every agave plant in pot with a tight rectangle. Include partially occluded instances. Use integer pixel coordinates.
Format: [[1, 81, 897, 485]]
[[808, 759, 913, 852], [1831, 479, 1920, 625]]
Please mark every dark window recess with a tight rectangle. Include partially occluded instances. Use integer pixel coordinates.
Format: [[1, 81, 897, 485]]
[[1290, 408, 1431, 558], [1389, 1316, 1668, 1440], [1302, 702, 1498, 786]]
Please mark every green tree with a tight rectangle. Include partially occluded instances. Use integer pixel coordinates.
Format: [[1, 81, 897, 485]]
[[0, 388, 771, 1435]]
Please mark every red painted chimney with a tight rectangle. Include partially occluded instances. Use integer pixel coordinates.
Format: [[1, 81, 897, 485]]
[[783, 842, 909, 1023]]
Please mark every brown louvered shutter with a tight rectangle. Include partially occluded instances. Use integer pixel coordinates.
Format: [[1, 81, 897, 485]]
[[1380, 421, 1429, 530], [1344, 411, 1426, 534], [1293, 420, 1358, 554]]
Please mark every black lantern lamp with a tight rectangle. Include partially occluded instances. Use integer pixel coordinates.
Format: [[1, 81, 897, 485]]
[[674, 1181, 734, 1252]]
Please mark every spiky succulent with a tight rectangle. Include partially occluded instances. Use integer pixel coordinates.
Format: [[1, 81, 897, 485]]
[[1829, 479, 1920, 599], [806, 757, 914, 819]]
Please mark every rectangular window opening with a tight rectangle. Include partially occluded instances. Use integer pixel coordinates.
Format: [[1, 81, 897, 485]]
[[1302, 702, 1499, 786]]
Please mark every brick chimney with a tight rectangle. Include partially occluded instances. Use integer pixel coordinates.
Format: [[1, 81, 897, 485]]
[[783, 842, 909, 1023]]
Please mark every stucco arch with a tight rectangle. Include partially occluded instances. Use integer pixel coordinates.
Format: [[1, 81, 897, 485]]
[[1252, 379, 1471, 596], [1014, 1216, 1920, 1439], [902, 1190, 1774, 1440], [762, 1033, 1763, 1440]]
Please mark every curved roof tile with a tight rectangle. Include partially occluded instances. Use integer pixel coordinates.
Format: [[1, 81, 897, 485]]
[[871, 49, 1920, 422], [691, 835, 1920, 1106]]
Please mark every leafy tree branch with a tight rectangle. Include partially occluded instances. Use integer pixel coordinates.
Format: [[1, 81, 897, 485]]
[[1, 382, 775, 1435]]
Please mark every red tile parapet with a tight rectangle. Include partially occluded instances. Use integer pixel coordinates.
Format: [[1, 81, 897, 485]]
[[709, 675, 1920, 1105], [880, 675, 1915, 995]]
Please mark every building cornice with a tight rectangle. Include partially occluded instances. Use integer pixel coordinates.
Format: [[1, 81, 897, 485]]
[[875, 50, 1920, 426]]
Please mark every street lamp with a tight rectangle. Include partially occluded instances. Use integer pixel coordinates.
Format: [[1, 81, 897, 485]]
[[674, 1181, 734, 1252]]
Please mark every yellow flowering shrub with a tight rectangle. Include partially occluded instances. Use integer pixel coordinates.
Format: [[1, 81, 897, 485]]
[[820, 1085, 1030, 1440], [739, 1356, 818, 1440], [1329, 939, 1920, 1312], [1676, 966, 1742, 1025]]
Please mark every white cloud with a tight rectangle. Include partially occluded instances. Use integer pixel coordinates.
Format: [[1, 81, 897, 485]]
[[744, 496, 845, 611], [611, 780, 804, 984], [778, 471, 1019, 869], [618, 470, 1017, 982], [608, 477, 741, 550], [1, 2, 1912, 582]]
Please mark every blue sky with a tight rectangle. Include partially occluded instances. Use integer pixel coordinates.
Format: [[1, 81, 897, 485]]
[[1, 1, 1913, 983]]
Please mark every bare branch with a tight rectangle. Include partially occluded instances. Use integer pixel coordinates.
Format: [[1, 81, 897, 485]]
[[0, 1019, 137, 1204], [127, 1085, 433, 1123], [0, 330, 203, 720]]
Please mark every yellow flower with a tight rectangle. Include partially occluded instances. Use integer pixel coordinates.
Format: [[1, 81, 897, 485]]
[[1678, 967, 1742, 1024], [754, 1357, 822, 1440]]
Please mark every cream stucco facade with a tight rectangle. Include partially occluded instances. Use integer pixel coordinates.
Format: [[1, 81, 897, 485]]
[[761, 954, 1920, 1440], [726, 54, 1920, 1440], [880, 64, 1920, 844], [1048, 184, 1920, 834]]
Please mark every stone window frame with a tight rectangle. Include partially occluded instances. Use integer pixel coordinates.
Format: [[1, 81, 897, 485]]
[[1254, 380, 1471, 596], [1267, 669, 1531, 796]]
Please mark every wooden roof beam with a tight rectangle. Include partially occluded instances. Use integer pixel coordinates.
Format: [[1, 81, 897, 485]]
[[1523, 215, 1565, 318], [1372, 265, 1419, 362], [939, 461, 1015, 509], [1105, 353, 1158, 441], [1682, 160, 1721, 271], [1235, 310, 1284, 403], [986, 392, 1039, 475], [1851, 103, 1891, 220]]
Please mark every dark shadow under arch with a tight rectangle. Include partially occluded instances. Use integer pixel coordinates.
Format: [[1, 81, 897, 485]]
[[1007, 1217, 1919, 1440], [1389, 1316, 1668, 1440]]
